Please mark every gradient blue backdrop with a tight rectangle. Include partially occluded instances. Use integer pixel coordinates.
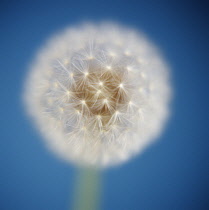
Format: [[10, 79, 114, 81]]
[[1, 0, 209, 209]]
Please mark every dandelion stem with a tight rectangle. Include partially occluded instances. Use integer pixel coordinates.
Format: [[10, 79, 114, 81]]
[[73, 167, 101, 210]]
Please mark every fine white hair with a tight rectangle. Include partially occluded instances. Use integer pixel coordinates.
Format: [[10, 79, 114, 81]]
[[24, 22, 171, 168]]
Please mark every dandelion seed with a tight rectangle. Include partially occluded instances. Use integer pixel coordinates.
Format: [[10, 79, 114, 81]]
[[109, 52, 116, 57], [75, 109, 80, 114], [81, 100, 86, 105], [103, 99, 108, 104], [24, 22, 171, 167], [84, 72, 89, 76], [59, 107, 64, 113], [141, 72, 146, 79], [119, 83, 124, 88], [115, 110, 120, 115], [106, 65, 112, 70], [88, 56, 94, 60], [97, 115, 101, 119], [125, 50, 131, 56], [99, 81, 103, 86], [127, 66, 132, 71], [64, 59, 69, 65]]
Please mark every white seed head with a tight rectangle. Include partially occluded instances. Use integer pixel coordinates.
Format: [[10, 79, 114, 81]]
[[24, 22, 171, 168]]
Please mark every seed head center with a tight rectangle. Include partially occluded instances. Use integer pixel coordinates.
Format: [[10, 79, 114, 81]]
[[70, 68, 130, 130]]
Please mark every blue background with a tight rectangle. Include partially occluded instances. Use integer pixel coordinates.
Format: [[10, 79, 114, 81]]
[[1, 0, 209, 209]]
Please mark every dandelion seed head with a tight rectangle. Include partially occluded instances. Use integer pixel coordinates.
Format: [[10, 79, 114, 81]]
[[24, 22, 171, 168]]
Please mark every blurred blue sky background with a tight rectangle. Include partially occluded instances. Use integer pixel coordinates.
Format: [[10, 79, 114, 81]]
[[0, 0, 209, 209]]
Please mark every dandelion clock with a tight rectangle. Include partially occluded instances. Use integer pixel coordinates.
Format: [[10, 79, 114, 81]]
[[24, 22, 171, 209], [24, 22, 171, 167]]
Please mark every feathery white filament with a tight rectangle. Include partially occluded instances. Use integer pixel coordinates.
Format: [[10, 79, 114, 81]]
[[24, 22, 171, 167]]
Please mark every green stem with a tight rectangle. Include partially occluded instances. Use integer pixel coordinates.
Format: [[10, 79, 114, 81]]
[[73, 167, 101, 210]]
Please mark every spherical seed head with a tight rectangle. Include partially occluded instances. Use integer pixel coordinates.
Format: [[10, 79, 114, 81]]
[[24, 22, 171, 168]]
